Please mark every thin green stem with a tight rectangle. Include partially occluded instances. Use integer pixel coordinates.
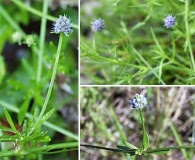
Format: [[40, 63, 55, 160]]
[[11, 0, 55, 21], [139, 109, 146, 151], [170, 121, 189, 160], [22, 142, 78, 154], [82, 52, 191, 74], [185, 0, 195, 73], [143, 145, 195, 154], [81, 144, 130, 153], [110, 108, 126, 140], [0, 142, 78, 157], [139, 110, 146, 135], [131, 46, 166, 85], [10, 0, 78, 29], [93, 37, 96, 50], [37, 0, 49, 83], [192, 108, 195, 145], [81, 53, 144, 69], [38, 33, 63, 121], [81, 143, 195, 156]]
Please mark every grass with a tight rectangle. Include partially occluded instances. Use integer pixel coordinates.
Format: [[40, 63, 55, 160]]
[[80, 0, 195, 84], [0, 0, 78, 159], [80, 87, 195, 160]]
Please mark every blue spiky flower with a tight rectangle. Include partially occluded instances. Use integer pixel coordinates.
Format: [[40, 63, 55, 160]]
[[90, 18, 105, 32], [164, 15, 176, 28], [128, 94, 148, 110], [51, 14, 72, 36]]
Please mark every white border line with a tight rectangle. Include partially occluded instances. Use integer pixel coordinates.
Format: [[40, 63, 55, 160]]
[[78, 0, 81, 158]]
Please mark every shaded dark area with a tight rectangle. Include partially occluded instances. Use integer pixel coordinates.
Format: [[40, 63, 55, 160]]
[[2, 43, 28, 72]]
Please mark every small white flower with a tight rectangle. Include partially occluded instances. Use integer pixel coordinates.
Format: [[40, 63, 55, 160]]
[[128, 94, 148, 110], [51, 14, 73, 36]]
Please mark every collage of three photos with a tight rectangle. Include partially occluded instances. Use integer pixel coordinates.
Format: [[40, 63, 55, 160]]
[[1, 0, 195, 160]]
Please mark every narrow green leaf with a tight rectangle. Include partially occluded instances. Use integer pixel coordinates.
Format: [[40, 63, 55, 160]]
[[117, 145, 135, 151], [81, 144, 125, 152], [44, 148, 76, 154], [36, 108, 55, 126], [34, 135, 51, 142], [159, 59, 164, 83], [0, 135, 19, 142], [0, 142, 78, 157], [33, 132, 51, 142], [34, 91, 44, 106], [131, 46, 166, 85], [170, 121, 189, 159], [150, 27, 164, 53], [139, 109, 150, 151], [23, 131, 50, 142], [116, 145, 137, 154], [0, 126, 17, 134], [29, 109, 55, 134], [18, 97, 31, 125], [3, 108, 17, 132], [110, 108, 126, 140], [22, 142, 78, 155], [123, 141, 138, 149], [143, 132, 149, 151], [22, 119, 27, 132], [33, 108, 39, 119]]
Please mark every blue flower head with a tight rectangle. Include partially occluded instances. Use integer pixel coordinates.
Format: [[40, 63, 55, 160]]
[[90, 18, 105, 32], [128, 93, 148, 110], [164, 15, 176, 28], [51, 14, 73, 36]]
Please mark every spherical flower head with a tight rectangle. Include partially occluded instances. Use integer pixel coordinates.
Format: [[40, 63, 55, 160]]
[[90, 18, 105, 32], [12, 32, 23, 44], [164, 15, 176, 28], [128, 93, 148, 110], [25, 35, 36, 47], [51, 14, 73, 36]]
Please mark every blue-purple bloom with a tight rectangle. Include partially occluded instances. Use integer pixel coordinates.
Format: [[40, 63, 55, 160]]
[[51, 14, 72, 36], [90, 18, 105, 32], [164, 15, 176, 28], [128, 94, 148, 110]]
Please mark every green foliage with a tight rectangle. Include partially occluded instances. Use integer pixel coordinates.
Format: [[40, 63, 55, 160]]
[[0, 0, 78, 159], [0, 109, 52, 156], [81, 0, 195, 84], [0, 55, 5, 84], [3, 108, 18, 133], [123, 141, 138, 150]]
